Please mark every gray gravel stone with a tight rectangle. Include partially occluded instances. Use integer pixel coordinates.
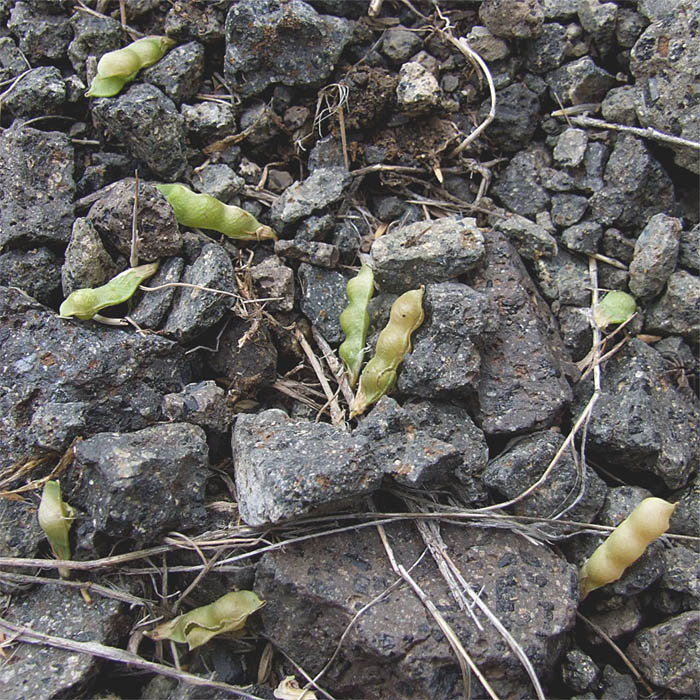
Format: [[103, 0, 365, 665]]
[[465, 25, 509, 61], [552, 195, 589, 229], [616, 8, 649, 48], [557, 305, 591, 360], [546, 56, 616, 104], [628, 213, 681, 299], [0, 37, 28, 83], [162, 380, 233, 437], [3, 585, 130, 698], [269, 167, 350, 234], [239, 102, 282, 146], [0, 498, 44, 594], [191, 164, 244, 202], [61, 217, 121, 296], [92, 84, 188, 180], [532, 247, 591, 306], [398, 282, 496, 400], [67, 10, 122, 75], [602, 228, 635, 264], [470, 230, 573, 434], [3, 65, 65, 117], [232, 409, 381, 525], [630, 10, 700, 173], [7, 1, 72, 61], [86, 178, 183, 262], [274, 239, 339, 269], [71, 423, 209, 544], [162, 243, 237, 342], [396, 61, 442, 116], [130, 256, 184, 329], [561, 648, 600, 693], [600, 85, 641, 125], [492, 146, 552, 218], [298, 263, 346, 343], [645, 270, 700, 340], [583, 597, 642, 644], [0, 125, 75, 247], [561, 220, 602, 253], [577, 0, 617, 53], [0, 247, 62, 307], [181, 100, 237, 144], [589, 133, 674, 229], [479, 83, 540, 152], [381, 27, 423, 65], [250, 255, 295, 312], [493, 212, 558, 260], [679, 224, 700, 273], [553, 127, 588, 167], [599, 666, 638, 700], [525, 22, 567, 73], [224, 0, 353, 97], [544, 0, 579, 18], [0, 285, 192, 478], [165, 0, 225, 44], [255, 522, 576, 699], [659, 545, 700, 612], [627, 611, 700, 696], [574, 338, 700, 489], [371, 216, 485, 293], [479, 0, 545, 38], [484, 429, 606, 522], [142, 41, 205, 104]]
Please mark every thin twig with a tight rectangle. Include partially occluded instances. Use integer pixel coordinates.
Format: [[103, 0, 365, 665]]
[[310, 327, 356, 409], [130, 171, 140, 268]]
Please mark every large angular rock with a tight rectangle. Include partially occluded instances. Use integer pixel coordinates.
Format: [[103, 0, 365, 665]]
[[479, 0, 545, 38], [0, 125, 75, 247], [574, 338, 700, 489], [371, 217, 485, 293], [256, 523, 577, 699], [2, 585, 131, 699], [630, 11, 700, 173], [469, 230, 573, 435], [0, 287, 192, 472], [232, 409, 382, 526], [70, 423, 209, 545], [645, 270, 700, 340], [224, 0, 354, 96]]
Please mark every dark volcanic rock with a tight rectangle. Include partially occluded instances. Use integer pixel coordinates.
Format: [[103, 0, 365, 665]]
[[91, 84, 188, 180], [298, 263, 347, 344], [256, 523, 577, 699], [224, 0, 354, 97], [626, 611, 700, 696], [70, 423, 209, 544], [162, 243, 237, 342], [2, 65, 65, 117], [2, 585, 131, 699], [7, 1, 72, 62], [0, 125, 75, 247], [479, 83, 541, 153], [371, 216, 485, 293], [479, 0, 545, 38], [0, 247, 62, 307], [232, 409, 381, 526], [398, 281, 495, 400], [469, 230, 573, 435], [86, 178, 183, 262], [492, 146, 551, 219], [0, 498, 44, 594], [574, 338, 700, 489], [0, 287, 192, 472], [129, 256, 185, 329], [645, 270, 700, 340], [142, 41, 205, 104]]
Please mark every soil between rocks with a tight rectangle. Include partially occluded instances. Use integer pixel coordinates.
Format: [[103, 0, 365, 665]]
[[1, 1, 699, 699]]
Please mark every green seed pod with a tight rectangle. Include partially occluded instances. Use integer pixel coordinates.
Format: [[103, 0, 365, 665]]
[[38, 480, 76, 579], [156, 183, 277, 241], [59, 262, 159, 320], [579, 497, 676, 599], [339, 264, 375, 387], [592, 290, 637, 329], [147, 590, 265, 650], [350, 286, 424, 418], [86, 36, 176, 97]]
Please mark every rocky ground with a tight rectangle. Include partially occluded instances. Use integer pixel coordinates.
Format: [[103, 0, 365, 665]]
[[0, 0, 699, 698]]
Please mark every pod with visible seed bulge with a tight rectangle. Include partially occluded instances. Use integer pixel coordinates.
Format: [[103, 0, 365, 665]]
[[59, 262, 159, 320], [339, 263, 374, 387], [156, 183, 276, 241], [350, 286, 424, 418], [86, 36, 176, 97], [579, 497, 676, 599], [38, 480, 76, 579]]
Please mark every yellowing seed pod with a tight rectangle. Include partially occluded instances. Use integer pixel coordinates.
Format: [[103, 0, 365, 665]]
[[86, 36, 176, 98], [350, 286, 424, 418], [339, 264, 374, 387], [38, 480, 76, 579], [156, 183, 277, 241], [59, 262, 159, 320], [579, 497, 676, 599], [147, 590, 265, 650]]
